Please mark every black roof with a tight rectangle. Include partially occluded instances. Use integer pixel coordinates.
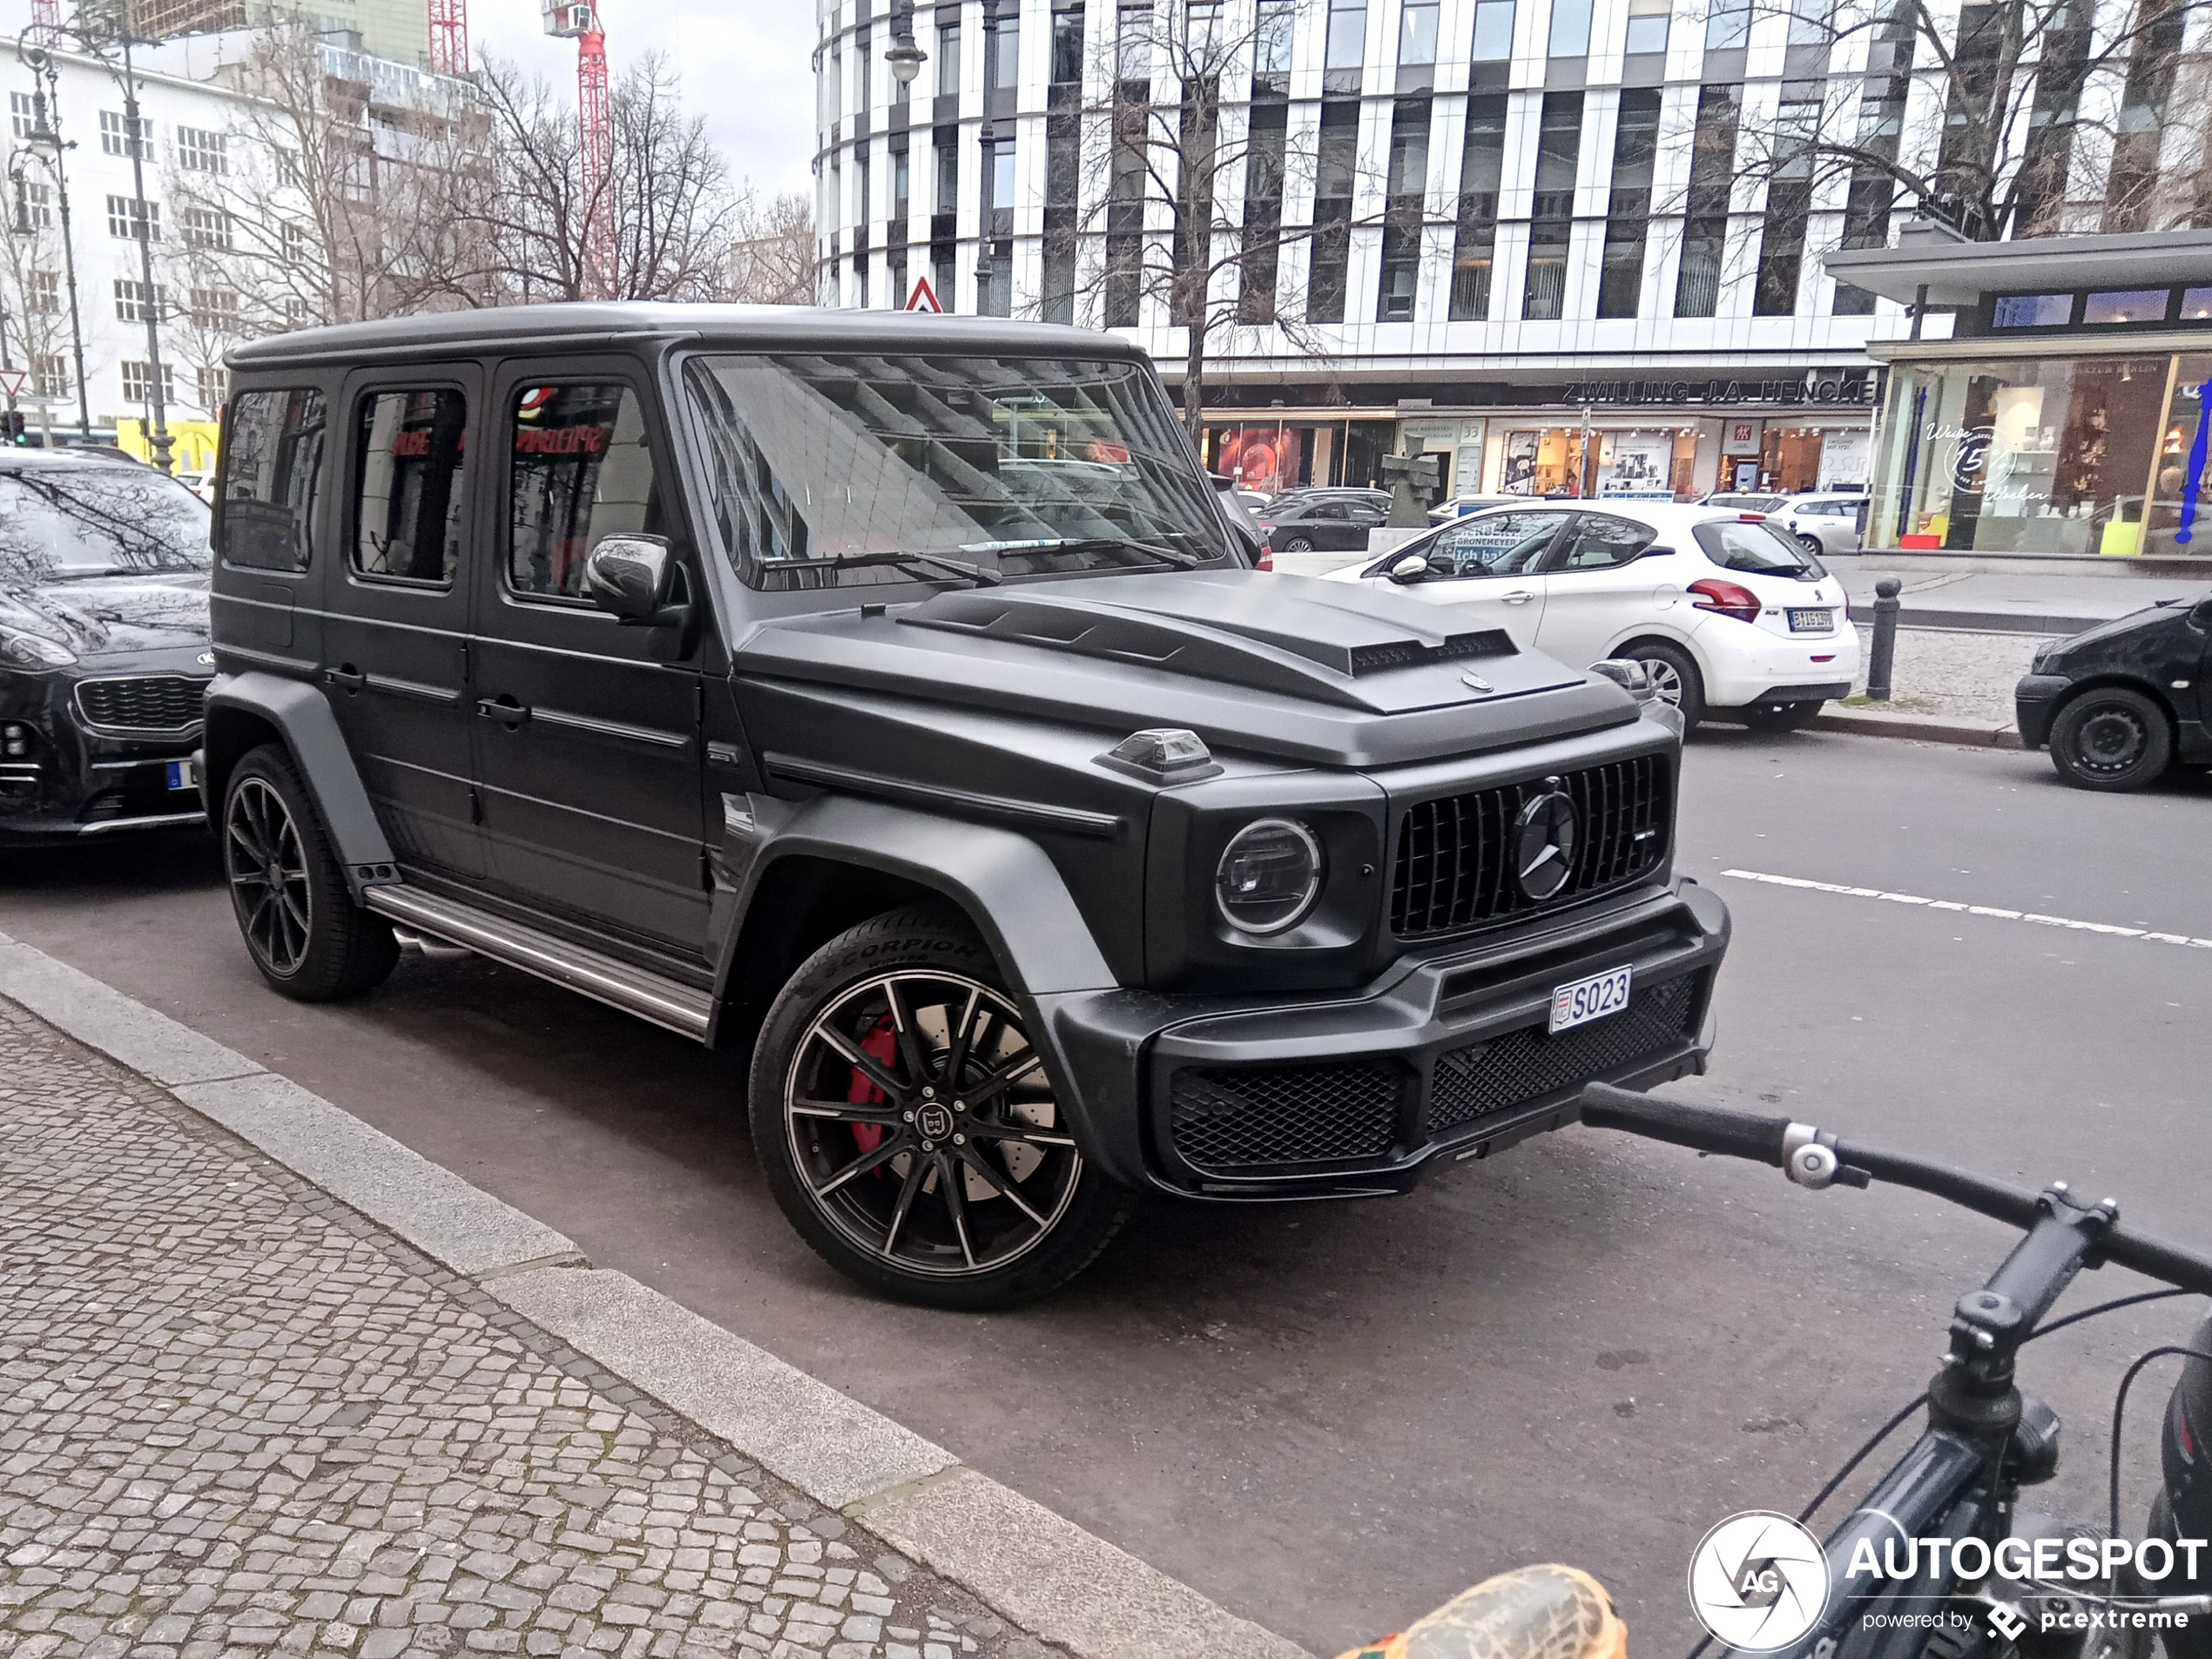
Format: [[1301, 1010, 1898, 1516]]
[[227, 302, 1152, 369]]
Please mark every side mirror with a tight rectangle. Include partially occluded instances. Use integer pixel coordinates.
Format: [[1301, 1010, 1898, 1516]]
[[1589, 658, 1657, 703], [1387, 552, 1429, 584], [586, 534, 684, 626], [2191, 596, 2212, 632]]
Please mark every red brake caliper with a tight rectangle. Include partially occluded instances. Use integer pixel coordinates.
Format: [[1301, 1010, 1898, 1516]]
[[847, 1017, 899, 1157]]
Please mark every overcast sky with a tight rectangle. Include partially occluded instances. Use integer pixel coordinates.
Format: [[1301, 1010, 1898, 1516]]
[[0, 0, 818, 200]]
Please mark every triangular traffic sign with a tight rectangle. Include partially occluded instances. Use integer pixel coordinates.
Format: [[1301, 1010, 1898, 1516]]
[[0, 368, 26, 400], [904, 276, 942, 314]]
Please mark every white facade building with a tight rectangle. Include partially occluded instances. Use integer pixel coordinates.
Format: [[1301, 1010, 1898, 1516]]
[[810, 0, 2199, 499]]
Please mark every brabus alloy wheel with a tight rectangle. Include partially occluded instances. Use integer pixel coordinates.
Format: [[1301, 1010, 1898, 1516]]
[[750, 905, 1136, 1308], [222, 745, 399, 1001]]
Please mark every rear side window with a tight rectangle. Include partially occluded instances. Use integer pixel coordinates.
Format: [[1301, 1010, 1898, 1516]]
[[219, 388, 326, 571], [1554, 514, 1656, 569], [1694, 517, 1824, 577], [353, 389, 467, 588], [506, 382, 665, 602]]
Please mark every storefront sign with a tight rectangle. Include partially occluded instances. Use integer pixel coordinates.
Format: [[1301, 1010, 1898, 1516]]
[[1722, 420, 1763, 455], [1562, 375, 1880, 408]]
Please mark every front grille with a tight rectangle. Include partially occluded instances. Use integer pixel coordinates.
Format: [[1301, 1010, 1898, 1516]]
[[74, 675, 210, 734], [1425, 972, 1704, 1136], [1390, 754, 1670, 938], [1169, 1061, 1401, 1171]]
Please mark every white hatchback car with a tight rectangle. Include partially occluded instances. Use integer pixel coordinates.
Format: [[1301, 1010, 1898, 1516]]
[[1317, 501, 1859, 731]]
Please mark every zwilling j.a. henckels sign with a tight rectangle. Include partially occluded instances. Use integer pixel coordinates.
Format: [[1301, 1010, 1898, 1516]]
[[1563, 374, 1880, 407]]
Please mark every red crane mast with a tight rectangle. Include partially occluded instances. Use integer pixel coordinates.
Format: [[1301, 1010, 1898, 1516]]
[[546, 3, 616, 300], [428, 0, 469, 75]]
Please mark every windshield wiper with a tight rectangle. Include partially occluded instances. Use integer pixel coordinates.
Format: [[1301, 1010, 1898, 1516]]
[[962, 534, 1204, 570], [772, 550, 1002, 588]]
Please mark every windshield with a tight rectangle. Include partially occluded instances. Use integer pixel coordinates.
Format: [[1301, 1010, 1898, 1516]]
[[684, 353, 1235, 589], [0, 464, 212, 584], [1693, 516, 1826, 578]]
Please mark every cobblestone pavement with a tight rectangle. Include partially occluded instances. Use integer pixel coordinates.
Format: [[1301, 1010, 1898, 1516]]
[[0, 996, 1062, 1659], [1844, 624, 2038, 725]]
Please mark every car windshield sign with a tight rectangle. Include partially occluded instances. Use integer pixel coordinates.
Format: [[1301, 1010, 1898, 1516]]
[[683, 353, 1233, 589], [0, 465, 212, 584]]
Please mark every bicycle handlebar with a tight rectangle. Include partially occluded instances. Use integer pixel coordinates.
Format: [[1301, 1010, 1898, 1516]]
[[1578, 1083, 2212, 1298]]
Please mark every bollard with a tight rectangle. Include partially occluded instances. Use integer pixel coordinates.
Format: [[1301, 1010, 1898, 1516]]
[[1866, 577, 1901, 701]]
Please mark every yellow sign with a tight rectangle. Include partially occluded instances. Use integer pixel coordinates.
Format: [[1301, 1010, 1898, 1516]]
[[115, 418, 222, 475]]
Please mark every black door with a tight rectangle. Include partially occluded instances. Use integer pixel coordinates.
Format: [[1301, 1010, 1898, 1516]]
[[469, 363, 710, 962], [320, 372, 484, 877]]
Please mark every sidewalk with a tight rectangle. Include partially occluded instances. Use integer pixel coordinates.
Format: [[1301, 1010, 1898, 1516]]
[[1832, 562, 2204, 634], [0, 993, 1060, 1659]]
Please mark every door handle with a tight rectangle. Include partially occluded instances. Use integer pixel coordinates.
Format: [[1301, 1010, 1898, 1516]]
[[476, 696, 529, 729], [1501, 590, 1534, 604], [326, 664, 366, 692]]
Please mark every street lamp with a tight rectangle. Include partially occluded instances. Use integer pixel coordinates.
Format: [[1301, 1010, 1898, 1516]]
[[884, 0, 927, 84], [11, 45, 91, 442]]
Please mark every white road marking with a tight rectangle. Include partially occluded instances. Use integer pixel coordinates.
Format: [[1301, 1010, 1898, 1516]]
[[1719, 869, 2212, 952]]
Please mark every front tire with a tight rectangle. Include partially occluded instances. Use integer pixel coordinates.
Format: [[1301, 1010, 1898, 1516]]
[[1615, 641, 1705, 732], [748, 904, 1137, 1309], [221, 745, 399, 1001], [2048, 686, 2172, 792]]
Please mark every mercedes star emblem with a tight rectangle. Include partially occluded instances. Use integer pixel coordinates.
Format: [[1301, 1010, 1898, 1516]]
[[1513, 776, 1579, 900]]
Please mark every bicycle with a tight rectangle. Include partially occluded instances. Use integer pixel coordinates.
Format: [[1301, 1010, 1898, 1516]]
[[1337, 1083, 2212, 1659]]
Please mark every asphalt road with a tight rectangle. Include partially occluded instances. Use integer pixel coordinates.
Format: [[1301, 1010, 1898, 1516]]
[[4, 730, 2209, 1657]]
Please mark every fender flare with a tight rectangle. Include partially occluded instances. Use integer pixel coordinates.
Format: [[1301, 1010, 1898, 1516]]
[[204, 671, 396, 897]]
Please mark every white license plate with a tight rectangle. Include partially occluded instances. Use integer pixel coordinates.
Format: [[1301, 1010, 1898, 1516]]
[[1788, 608, 1835, 632], [165, 759, 198, 792], [1550, 965, 1633, 1034]]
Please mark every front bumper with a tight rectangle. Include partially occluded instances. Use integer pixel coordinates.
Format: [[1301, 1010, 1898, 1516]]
[[1041, 877, 1730, 1199], [1, 661, 211, 848], [2013, 673, 2071, 749]]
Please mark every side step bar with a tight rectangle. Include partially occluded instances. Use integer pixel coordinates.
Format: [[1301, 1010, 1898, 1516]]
[[364, 885, 713, 1042]]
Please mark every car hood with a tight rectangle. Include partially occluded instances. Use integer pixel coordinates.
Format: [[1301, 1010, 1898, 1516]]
[[2046, 588, 2212, 657], [0, 571, 212, 659], [735, 568, 1638, 768]]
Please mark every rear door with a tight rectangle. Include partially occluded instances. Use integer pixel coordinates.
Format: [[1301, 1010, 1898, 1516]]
[[1532, 511, 1665, 671], [469, 361, 710, 962], [321, 370, 484, 877]]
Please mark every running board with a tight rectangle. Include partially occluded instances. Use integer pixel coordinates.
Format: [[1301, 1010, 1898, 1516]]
[[364, 885, 714, 1041]]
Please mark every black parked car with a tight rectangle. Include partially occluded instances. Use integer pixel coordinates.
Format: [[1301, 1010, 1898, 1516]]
[[1257, 489, 1393, 557], [0, 449, 215, 846], [202, 304, 1729, 1307], [2014, 590, 2212, 790]]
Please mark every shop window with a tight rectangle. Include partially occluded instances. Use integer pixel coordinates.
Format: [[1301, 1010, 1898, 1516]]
[[2146, 356, 2212, 556], [1501, 428, 1587, 496], [2182, 288, 2212, 321], [1593, 430, 1676, 497], [1993, 293, 2073, 328], [2082, 289, 2169, 326]]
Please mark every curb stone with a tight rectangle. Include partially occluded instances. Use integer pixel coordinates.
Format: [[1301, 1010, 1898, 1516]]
[[0, 926, 1314, 1659], [1806, 708, 2026, 749]]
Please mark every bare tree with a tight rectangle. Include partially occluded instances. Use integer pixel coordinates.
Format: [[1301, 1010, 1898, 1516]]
[[449, 52, 742, 306], [1720, 0, 2212, 249], [0, 179, 78, 432], [1055, 0, 1356, 435], [728, 191, 815, 304]]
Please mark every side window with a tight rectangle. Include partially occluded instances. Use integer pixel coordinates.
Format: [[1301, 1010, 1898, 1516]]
[[1351, 501, 1390, 524], [219, 388, 326, 571], [1305, 500, 1349, 521], [506, 381, 665, 602], [1554, 514, 1656, 570], [353, 389, 467, 588], [1429, 510, 1564, 577]]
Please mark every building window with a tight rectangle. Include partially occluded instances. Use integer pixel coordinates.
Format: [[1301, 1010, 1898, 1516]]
[[1704, 0, 1749, 48], [182, 207, 234, 250], [1377, 98, 1430, 321], [1673, 84, 1738, 318], [282, 220, 310, 264], [28, 271, 57, 315], [1469, 0, 1514, 57], [2082, 288, 2168, 325], [1752, 78, 1822, 316], [1238, 98, 1286, 323], [1053, 3, 1088, 83], [1522, 91, 1581, 320], [10, 91, 38, 138], [854, 23, 873, 112], [988, 10, 1020, 90], [114, 279, 167, 322], [893, 147, 912, 223], [1548, 0, 1591, 57], [121, 361, 175, 406], [1255, 0, 1293, 78], [99, 110, 152, 158], [1835, 0, 1912, 314], [178, 125, 228, 174], [1623, 0, 1668, 54], [106, 195, 160, 240], [1399, 0, 1439, 64], [1323, 0, 1365, 73], [31, 354, 70, 400], [14, 179, 51, 233], [855, 151, 872, 232], [2182, 288, 2212, 320], [1449, 95, 1506, 320], [987, 138, 1015, 238], [1305, 98, 1359, 323], [191, 287, 239, 327], [1596, 88, 1659, 318], [938, 17, 963, 94]]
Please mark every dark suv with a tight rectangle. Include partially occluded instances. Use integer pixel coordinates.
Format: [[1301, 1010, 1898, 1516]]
[[0, 448, 215, 846], [201, 305, 1730, 1308]]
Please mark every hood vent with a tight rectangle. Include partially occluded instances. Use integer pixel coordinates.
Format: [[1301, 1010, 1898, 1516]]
[[1347, 631, 1513, 677]]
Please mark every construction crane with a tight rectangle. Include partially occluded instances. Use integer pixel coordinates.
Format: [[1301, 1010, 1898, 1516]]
[[544, 2, 614, 300], [428, 0, 469, 75], [28, 0, 60, 30]]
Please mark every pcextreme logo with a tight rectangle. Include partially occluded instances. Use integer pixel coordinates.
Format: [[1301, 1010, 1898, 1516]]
[[1688, 1512, 1831, 1652]]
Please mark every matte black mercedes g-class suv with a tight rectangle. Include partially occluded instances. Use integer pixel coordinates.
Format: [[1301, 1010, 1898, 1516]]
[[202, 305, 1730, 1307]]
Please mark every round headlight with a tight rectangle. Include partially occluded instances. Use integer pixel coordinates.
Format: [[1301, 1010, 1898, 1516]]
[[1215, 818, 1324, 935]]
